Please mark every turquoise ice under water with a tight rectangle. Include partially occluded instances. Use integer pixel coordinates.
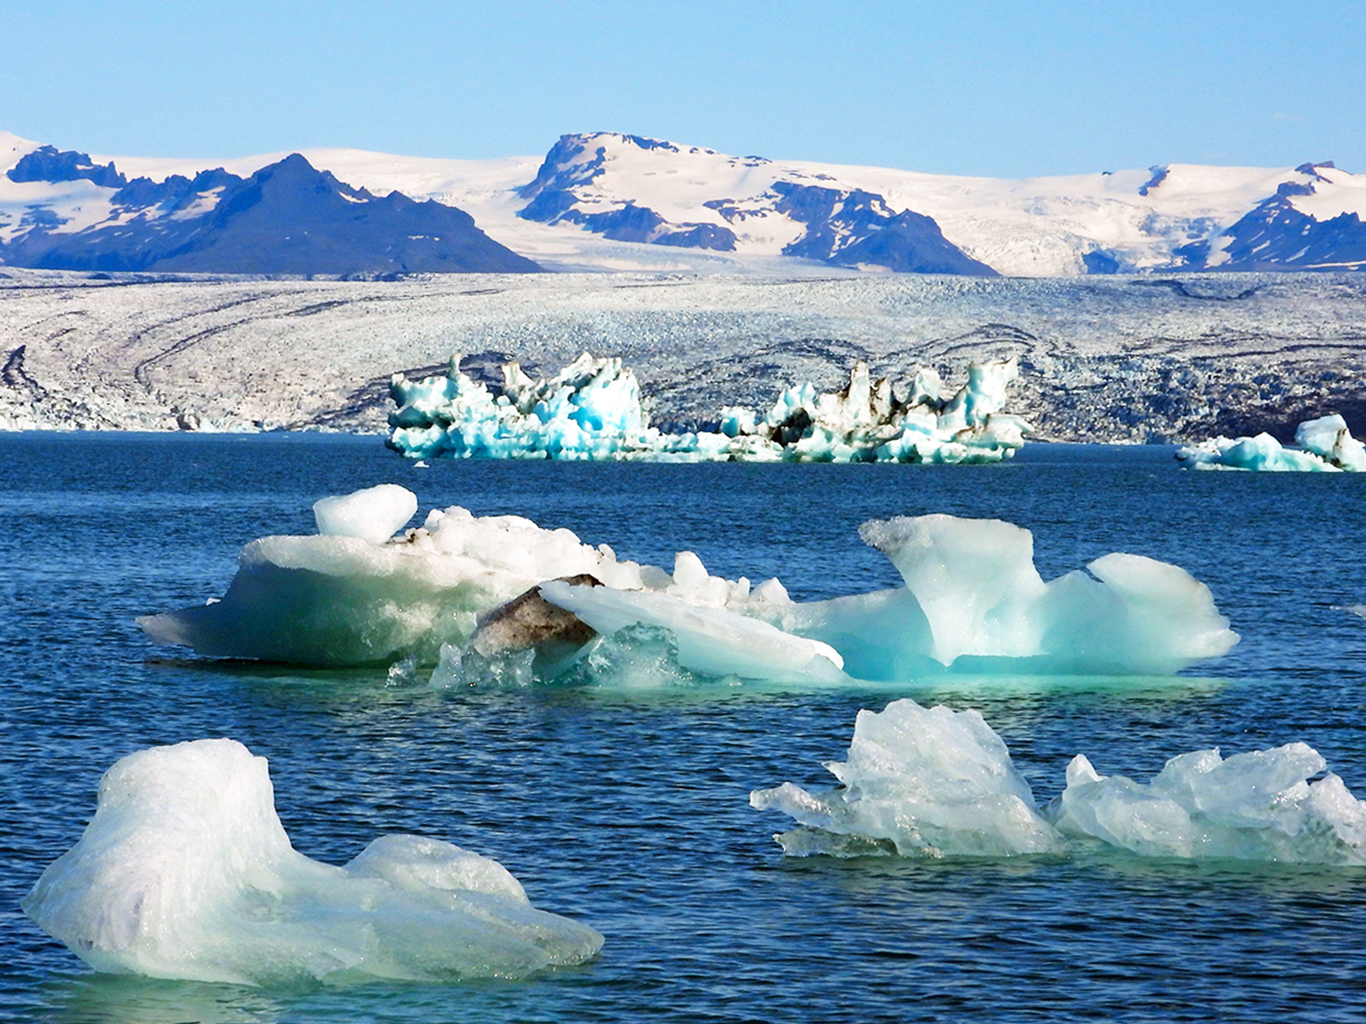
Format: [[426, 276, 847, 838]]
[[4, 432, 1366, 1022]]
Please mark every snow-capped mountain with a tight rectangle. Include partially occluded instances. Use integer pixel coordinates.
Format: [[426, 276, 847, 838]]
[[2, 129, 1364, 276], [0, 135, 538, 275], [515, 134, 996, 275], [508, 133, 1366, 276]]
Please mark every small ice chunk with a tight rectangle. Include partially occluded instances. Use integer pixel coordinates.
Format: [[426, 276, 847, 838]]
[[22, 739, 603, 985], [751, 698, 1066, 857], [313, 484, 418, 544], [1046, 743, 1366, 864]]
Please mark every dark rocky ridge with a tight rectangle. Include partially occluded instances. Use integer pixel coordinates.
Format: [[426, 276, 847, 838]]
[[3, 150, 539, 276]]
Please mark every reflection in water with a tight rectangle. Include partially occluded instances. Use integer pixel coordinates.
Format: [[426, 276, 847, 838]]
[[38, 973, 289, 1024]]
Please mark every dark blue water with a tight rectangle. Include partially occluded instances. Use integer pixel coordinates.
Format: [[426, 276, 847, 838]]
[[4, 433, 1366, 1023]]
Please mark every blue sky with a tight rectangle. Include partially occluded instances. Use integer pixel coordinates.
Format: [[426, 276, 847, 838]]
[[3, 1, 1362, 177]]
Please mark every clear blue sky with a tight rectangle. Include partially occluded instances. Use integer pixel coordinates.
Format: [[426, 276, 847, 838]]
[[3, 0, 1362, 177]]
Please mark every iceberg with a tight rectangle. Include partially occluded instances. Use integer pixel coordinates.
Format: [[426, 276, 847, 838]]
[[138, 493, 757, 667], [1176, 413, 1366, 471], [22, 738, 604, 985], [753, 699, 1366, 866], [140, 488, 1237, 679], [771, 514, 1238, 677], [387, 352, 1030, 464]]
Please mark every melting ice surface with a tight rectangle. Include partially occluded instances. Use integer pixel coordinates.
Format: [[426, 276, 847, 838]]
[[386, 351, 1029, 463], [1176, 413, 1366, 471], [139, 486, 1238, 678], [752, 699, 1366, 865], [22, 738, 603, 986]]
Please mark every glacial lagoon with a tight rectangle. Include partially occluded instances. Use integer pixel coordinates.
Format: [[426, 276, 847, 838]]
[[5, 431, 1366, 1022]]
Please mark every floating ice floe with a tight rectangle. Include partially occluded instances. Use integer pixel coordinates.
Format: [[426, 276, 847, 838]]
[[22, 738, 603, 986], [386, 351, 1030, 463], [752, 698, 1366, 865], [139, 486, 1237, 680], [1176, 413, 1366, 472], [770, 513, 1238, 677]]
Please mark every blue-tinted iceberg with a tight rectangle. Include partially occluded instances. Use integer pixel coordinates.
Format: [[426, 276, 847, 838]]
[[1176, 413, 1366, 472], [140, 488, 1237, 679], [22, 739, 604, 985], [753, 699, 1366, 865], [387, 352, 1029, 463], [769, 514, 1238, 677]]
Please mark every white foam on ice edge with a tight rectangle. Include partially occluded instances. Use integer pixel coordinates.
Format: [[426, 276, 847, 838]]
[[22, 738, 603, 986], [751, 698, 1366, 866], [138, 486, 1238, 679]]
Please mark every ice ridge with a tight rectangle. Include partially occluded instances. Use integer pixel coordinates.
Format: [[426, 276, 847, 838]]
[[387, 351, 1030, 463]]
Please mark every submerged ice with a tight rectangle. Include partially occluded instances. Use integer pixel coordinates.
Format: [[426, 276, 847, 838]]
[[1176, 413, 1366, 472], [22, 739, 603, 986], [387, 352, 1029, 464], [139, 486, 1237, 679], [753, 699, 1366, 866]]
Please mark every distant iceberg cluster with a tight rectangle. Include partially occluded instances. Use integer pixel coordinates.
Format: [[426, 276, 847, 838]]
[[753, 699, 1366, 865], [139, 485, 1236, 679], [1176, 413, 1366, 471], [23, 738, 603, 986], [387, 352, 1030, 463]]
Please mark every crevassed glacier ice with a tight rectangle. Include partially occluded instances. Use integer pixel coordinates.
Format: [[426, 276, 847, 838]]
[[140, 488, 1236, 678], [1176, 413, 1366, 472], [752, 699, 1366, 865], [387, 351, 1029, 464], [22, 738, 604, 985]]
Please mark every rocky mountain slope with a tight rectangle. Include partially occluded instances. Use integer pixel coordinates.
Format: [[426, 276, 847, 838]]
[[0, 143, 539, 275], [4, 129, 1364, 277]]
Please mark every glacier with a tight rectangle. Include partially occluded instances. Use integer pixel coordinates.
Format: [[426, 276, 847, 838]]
[[386, 352, 1029, 464], [139, 485, 1236, 679], [22, 738, 603, 986], [752, 698, 1366, 865], [1175, 413, 1366, 472]]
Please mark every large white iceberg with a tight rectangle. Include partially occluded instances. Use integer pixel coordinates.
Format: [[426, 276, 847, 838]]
[[22, 738, 604, 985], [1176, 413, 1366, 471], [138, 492, 756, 667], [387, 352, 1030, 464], [752, 698, 1366, 865], [140, 487, 1237, 679]]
